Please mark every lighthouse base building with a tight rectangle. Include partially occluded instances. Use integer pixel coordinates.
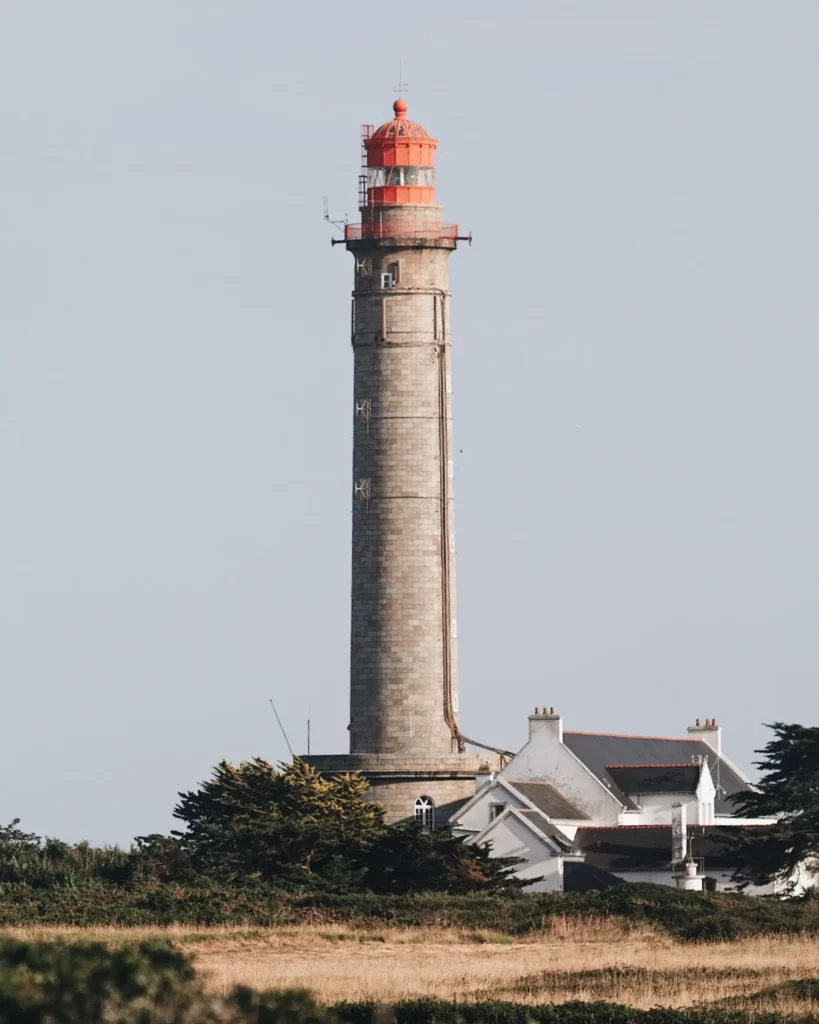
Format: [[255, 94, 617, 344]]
[[307, 753, 498, 830]]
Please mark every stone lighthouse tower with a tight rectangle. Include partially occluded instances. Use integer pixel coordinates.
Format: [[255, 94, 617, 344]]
[[309, 98, 501, 826]]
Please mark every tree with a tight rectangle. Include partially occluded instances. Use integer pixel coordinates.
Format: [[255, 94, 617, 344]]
[[131, 834, 195, 883], [173, 757, 385, 882], [0, 821, 133, 887], [173, 759, 531, 893], [360, 822, 533, 894], [0, 820, 42, 884], [721, 722, 819, 892]]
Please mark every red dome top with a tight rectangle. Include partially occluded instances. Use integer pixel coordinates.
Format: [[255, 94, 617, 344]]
[[371, 98, 429, 139]]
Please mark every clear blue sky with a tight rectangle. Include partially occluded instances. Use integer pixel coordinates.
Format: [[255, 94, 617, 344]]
[[2, 1, 817, 845]]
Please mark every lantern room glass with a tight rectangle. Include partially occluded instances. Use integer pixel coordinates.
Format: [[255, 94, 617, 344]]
[[368, 167, 434, 188]]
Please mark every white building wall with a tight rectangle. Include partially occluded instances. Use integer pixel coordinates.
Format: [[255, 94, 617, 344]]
[[613, 767, 716, 826], [619, 794, 706, 826], [453, 781, 530, 834], [499, 715, 623, 824], [478, 814, 563, 892]]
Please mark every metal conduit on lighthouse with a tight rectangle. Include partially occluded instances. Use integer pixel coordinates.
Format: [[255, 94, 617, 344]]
[[309, 97, 501, 827]]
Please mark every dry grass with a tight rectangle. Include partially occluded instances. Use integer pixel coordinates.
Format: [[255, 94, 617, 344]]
[[5, 920, 819, 1015]]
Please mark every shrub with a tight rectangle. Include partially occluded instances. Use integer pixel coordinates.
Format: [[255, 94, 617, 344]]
[[3, 880, 819, 939]]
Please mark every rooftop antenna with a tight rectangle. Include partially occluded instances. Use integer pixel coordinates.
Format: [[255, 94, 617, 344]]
[[268, 698, 294, 759], [323, 196, 347, 239], [307, 697, 312, 757], [393, 63, 409, 100]]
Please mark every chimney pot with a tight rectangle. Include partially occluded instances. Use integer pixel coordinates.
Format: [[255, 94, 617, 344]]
[[696, 718, 701, 727], [528, 707, 563, 742]]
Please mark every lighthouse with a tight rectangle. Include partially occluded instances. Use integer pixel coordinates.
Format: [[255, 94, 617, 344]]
[[309, 98, 500, 827]]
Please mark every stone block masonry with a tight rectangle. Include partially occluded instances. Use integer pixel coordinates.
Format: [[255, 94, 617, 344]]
[[308, 189, 488, 824], [347, 205, 460, 759], [308, 753, 504, 829]]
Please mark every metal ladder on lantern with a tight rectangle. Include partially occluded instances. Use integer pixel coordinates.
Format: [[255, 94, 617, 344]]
[[359, 125, 373, 210]]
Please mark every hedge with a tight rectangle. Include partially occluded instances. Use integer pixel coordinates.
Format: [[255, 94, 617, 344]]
[[335, 1002, 809, 1024], [2, 880, 819, 940]]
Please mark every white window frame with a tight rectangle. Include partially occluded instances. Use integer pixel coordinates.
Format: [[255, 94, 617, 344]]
[[414, 795, 435, 830]]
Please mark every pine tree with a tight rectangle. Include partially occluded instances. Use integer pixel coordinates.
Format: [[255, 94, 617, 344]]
[[360, 822, 532, 894], [721, 722, 819, 892], [173, 758, 385, 881]]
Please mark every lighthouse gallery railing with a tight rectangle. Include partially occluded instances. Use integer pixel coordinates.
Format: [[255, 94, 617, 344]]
[[345, 222, 460, 241]]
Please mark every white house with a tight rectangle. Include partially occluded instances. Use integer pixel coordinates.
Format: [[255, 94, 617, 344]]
[[449, 710, 788, 893]]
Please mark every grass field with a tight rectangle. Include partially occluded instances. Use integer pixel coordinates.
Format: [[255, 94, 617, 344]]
[[4, 920, 819, 1016]]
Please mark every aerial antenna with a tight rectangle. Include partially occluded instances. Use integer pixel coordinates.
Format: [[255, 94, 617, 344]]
[[393, 63, 409, 100], [307, 697, 312, 757], [268, 698, 294, 759], [323, 196, 347, 239]]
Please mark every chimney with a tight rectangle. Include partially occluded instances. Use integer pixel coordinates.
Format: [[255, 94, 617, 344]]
[[528, 706, 563, 743], [687, 717, 722, 757], [475, 762, 494, 794]]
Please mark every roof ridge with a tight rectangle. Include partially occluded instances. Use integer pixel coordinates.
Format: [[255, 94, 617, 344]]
[[576, 824, 770, 831], [565, 731, 704, 742], [506, 778, 557, 785], [606, 763, 702, 769]]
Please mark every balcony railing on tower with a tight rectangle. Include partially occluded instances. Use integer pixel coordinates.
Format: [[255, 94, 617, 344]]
[[345, 222, 460, 241]]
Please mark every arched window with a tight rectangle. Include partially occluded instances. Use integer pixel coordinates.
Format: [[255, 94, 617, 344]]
[[414, 795, 435, 830]]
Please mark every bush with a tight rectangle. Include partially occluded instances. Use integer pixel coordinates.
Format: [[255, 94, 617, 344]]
[[3, 880, 819, 940], [0, 939, 202, 1022], [333, 1001, 802, 1024]]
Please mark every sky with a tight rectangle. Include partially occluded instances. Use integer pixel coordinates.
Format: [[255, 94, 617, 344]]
[[1, 1, 817, 846]]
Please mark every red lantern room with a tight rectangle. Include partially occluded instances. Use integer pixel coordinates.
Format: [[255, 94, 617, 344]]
[[363, 99, 437, 207]]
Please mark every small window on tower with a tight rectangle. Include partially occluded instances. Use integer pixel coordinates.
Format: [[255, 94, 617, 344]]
[[415, 795, 435, 830], [380, 272, 394, 289], [387, 262, 399, 284]]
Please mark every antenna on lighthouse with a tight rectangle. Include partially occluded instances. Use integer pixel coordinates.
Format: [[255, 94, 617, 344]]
[[268, 698, 294, 759], [323, 197, 347, 239], [393, 64, 409, 99]]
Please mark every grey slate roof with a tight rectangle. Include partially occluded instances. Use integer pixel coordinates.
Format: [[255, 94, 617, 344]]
[[573, 825, 767, 872], [606, 764, 701, 795], [563, 732, 749, 814], [513, 808, 573, 847], [563, 860, 625, 892], [507, 781, 588, 820]]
